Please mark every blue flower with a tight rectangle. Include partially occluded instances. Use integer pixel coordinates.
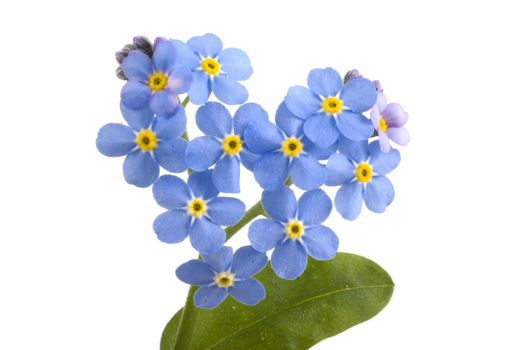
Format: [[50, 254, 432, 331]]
[[176, 246, 268, 309], [326, 137, 400, 220], [244, 102, 337, 191], [172, 33, 252, 105], [120, 39, 193, 116], [284, 67, 377, 148], [248, 187, 339, 280], [185, 102, 268, 193], [152, 171, 245, 254], [96, 104, 188, 187]]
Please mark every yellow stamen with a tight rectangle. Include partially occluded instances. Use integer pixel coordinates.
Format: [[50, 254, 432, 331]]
[[214, 272, 234, 288], [281, 137, 303, 158], [201, 57, 220, 76], [379, 116, 388, 132], [136, 130, 158, 152], [322, 96, 343, 115], [148, 72, 168, 91], [285, 220, 304, 240], [222, 135, 242, 155], [355, 163, 373, 183], [187, 198, 206, 217]]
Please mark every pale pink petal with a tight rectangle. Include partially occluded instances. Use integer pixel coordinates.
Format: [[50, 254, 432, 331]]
[[378, 131, 391, 153], [370, 105, 380, 129], [382, 103, 409, 127], [387, 127, 410, 146]]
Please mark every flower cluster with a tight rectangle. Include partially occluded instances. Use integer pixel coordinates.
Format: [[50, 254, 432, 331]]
[[97, 33, 410, 309]]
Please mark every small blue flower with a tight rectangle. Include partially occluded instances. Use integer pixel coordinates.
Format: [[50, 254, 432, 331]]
[[284, 67, 377, 148], [326, 137, 400, 220], [244, 102, 337, 191], [152, 171, 245, 254], [96, 104, 188, 187], [185, 102, 268, 193], [172, 33, 252, 105], [120, 39, 193, 116], [249, 187, 339, 280], [176, 246, 268, 309]]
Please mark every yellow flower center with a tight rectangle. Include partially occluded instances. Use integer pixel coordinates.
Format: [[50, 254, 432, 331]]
[[201, 57, 220, 76], [379, 116, 388, 132], [322, 96, 343, 115], [285, 220, 304, 240], [222, 135, 242, 156], [136, 130, 158, 152], [148, 72, 168, 91], [281, 137, 303, 158], [355, 163, 373, 183], [214, 272, 234, 288], [187, 198, 207, 217]]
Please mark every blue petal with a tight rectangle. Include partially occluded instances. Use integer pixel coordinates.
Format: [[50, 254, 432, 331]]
[[369, 140, 401, 175], [185, 136, 222, 171], [167, 67, 193, 94], [202, 246, 233, 273], [231, 246, 268, 278], [303, 114, 339, 148], [297, 189, 332, 225], [212, 156, 240, 193], [153, 137, 188, 173], [284, 86, 320, 119], [364, 176, 395, 213], [153, 210, 190, 243], [188, 170, 219, 200], [228, 278, 265, 306], [188, 33, 223, 57], [195, 102, 232, 138], [188, 71, 212, 105], [275, 102, 304, 137], [334, 182, 364, 221], [150, 90, 179, 116], [248, 219, 285, 252], [336, 111, 374, 141], [152, 175, 191, 209], [123, 150, 159, 187], [96, 123, 135, 157], [213, 75, 248, 105], [302, 225, 339, 261], [122, 50, 152, 81], [153, 40, 176, 73], [340, 77, 377, 113], [206, 196, 245, 226], [152, 107, 187, 139], [338, 137, 370, 163], [307, 68, 342, 97], [326, 153, 354, 186], [171, 40, 200, 70], [271, 240, 308, 280], [194, 285, 227, 309], [254, 153, 290, 191], [302, 137, 337, 160], [218, 48, 253, 81], [244, 121, 283, 154], [176, 260, 215, 286], [239, 147, 260, 171], [290, 155, 326, 190], [120, 101, 153, 131], [261, 186, 297, 222], [121, 81, 150, 110], [189, 218, 226, 254], [233, 103, 269, 138]]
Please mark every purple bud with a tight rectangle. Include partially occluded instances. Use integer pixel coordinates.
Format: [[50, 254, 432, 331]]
[[116, 66, 126, 81], [133, 36, 153, 57], [374, 80, 383, 92], [343, 69, 362, 84]]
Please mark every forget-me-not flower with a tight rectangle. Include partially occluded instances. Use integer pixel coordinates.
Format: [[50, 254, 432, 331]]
[[370, 91, 410, 153]]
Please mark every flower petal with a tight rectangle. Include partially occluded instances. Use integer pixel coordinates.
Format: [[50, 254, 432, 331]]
[[229, 278, 265, 306], [239, 147, 260, 171], [213, 76, 248, 105], [254, 153, 290, 191], [370, 105, 380, 130], [340, 77, 377, 113], [364, 176, 395, 213], [248, 219, 285, 252], [202, 246, 233, 273], [275, 102, 304, 137], [297, 189, 332, 225], [284, 86, 320, 119], [123, 151, 159, 188], [152, 107, 187, 140], [325, 153, 354, 186], [303, 114, 339, 148], [194, 286, 227, 309], [195, 102, 232, 138], [233, 103, 269, 138], [382, 103, 409, 127], [369, 140, 401, 175], [153, 40, 177, 73], [189, 218, 226, 254], [290, 155, 326, 190], [376, 91, 387, 112], [185, 136, 222, 171], [153, 138, 188, 173], [302, 225, 339, 261], [212, 156, 240, 193], [219, 48, 253, 81], [152, 175, 191, 209], [122, 50, 152, 81], [378, 131, 391, 153], [171, 40, 200, 70], [96, 123, 135, 157], [231, 246, 268, 278], [150, 90, 180, 116], [307, 67, 342, 97], [121, 81, 150, 110], [167, 67, 193, 94], [271, 240, 308, 280], [334, 181, 364, 221], [387, 127, 410, 146], [261, 186, 297, 222], [187, 170, 219, 200], [188, 71, 212, 105], [336, 111, 374, 141], [206, 196, 245, 226], [176, 260, 215, 286], [153, 210, 190, 243], [302, 137, 337, 160], [188, 33, 223, 57], [338, 137, 369, 163], [120, 102, 153, 131], [244, 121, 283, 154]]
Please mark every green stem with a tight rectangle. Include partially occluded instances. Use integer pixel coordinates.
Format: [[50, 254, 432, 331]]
[[181, 95, 190, 108]]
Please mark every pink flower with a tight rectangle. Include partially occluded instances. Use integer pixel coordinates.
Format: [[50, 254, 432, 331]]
[[370, 92, 410, 153]]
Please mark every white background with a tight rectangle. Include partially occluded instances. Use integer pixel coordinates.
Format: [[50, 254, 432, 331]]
[[1, 0, 522, 349]]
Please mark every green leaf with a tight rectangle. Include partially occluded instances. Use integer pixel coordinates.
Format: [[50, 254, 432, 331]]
[[161, 253, 394, 350]]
